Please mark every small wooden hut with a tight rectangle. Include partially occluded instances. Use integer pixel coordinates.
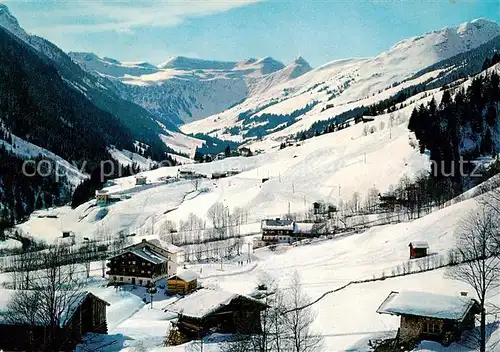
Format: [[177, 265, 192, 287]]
[[165, 289, 267, 341], [167, 270, 199, 295], [409, 241, 429, 259], [377, 291, 480, 347]]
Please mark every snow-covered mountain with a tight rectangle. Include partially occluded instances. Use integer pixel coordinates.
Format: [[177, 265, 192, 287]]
[[69, 52, 312, 125], [0, 3, 177, 158], [182, 18, 500, 142]]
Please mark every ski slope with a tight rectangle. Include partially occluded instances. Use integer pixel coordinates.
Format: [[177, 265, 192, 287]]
[[181, 19, 499, 142], [18, 99, 429, 246]]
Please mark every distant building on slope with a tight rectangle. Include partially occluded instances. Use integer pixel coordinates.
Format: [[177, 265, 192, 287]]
[[0, 291, 109, 351], [178, 168, 202, 180], [135, 175, 147, 185], [238, 146, 253, 157], [409, 241, 429, 259], [293, 221, 326, 239], [377, 291, 480, 347], [106, 239, 183, 287], [95, 189, 121, 205], [95, 189, 110, 204]]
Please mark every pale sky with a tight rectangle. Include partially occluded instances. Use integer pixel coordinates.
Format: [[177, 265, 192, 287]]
[[3, 0, 500, 67]]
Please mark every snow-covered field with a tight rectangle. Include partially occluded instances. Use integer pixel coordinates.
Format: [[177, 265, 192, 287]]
[[6, 87, 500, 351], [17, 102, 429, 246], [8, 193, 500, 352]]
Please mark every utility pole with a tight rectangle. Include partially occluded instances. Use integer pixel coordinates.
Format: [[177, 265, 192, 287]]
[[389, 113, 393, 140]]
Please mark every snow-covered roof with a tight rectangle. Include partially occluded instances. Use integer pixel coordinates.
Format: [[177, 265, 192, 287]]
[[409, 241, 429, 249], [129, 247, 167, 264], [0, 290, 108, 327], [377, 291, 478, 321], [163, 243, 183, 254], [170, 269, 199, 282], [262, 219, 294, 231], [293, 222, 316, 234], [165, 289, 238, 319], [164, 288, 264, 319]]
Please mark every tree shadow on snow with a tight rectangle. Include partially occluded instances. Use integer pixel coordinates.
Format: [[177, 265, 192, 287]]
[[75, 333, 127, 352]]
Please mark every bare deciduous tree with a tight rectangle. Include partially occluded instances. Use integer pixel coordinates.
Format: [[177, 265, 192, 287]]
[[446, 207, 500, 352], [6, 245, 85, 351], [282, 272, 322, 352]]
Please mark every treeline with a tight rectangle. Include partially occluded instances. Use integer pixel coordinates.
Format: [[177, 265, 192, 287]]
[[0, 147, 71, 230], [158, 202, 250, 262], [0, 27, 133, 170], [228, 102, 318, 139], [295, 46, 500, 143], [408, 71, 499, 191]]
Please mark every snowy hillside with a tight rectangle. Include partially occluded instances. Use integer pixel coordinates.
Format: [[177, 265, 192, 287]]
[[10, 122, 500, 351], [16, 60, 500, 247], [182, 19, 500, 141]]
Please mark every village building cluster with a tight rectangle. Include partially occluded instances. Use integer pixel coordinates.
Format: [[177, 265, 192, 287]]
[[257, 218, 327, 247]]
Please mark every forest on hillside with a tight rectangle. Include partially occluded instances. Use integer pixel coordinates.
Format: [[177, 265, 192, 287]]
[[408, 71, 500, 191]]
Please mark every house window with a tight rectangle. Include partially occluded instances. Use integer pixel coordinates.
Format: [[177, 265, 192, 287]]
[[132, 261, 136, 265], [141, 270, 144, 273], [424, 322, 440, 334], [113, 276, 117, 281], [139, 279, 143, 285], [119, 277, 123, 281]]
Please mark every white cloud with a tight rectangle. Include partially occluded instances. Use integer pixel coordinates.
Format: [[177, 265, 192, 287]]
[[30, 0, 262, 35]]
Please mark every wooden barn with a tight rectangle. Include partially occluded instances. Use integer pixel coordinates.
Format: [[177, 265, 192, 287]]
[[409, 241, 429, 259], [0, 291, 109, 351], [167, 270, 199, 295], [135, 175, 147, 185], [377, 291, 480, 347], [165, 288, 267, 342]]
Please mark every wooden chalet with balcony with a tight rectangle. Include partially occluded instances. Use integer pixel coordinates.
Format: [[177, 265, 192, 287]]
[[261, 218, 294, 245], [107, 239, 183, 287]]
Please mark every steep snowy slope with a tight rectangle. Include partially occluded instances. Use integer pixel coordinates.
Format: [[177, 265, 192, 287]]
[[17, 88, 430, 244], [0, 4, 175, 157], [182, 19, 500, 141], [69, 52, 313, 125]]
